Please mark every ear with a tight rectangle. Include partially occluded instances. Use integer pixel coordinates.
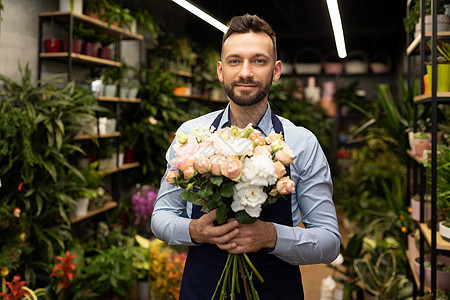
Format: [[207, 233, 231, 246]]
[[272, 60, 282, 82], [217, 61, 224, 83]]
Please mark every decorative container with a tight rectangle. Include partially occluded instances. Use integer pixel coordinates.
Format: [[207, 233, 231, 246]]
[[74, 197, 89, 217], [426, 64, 450, 93], [411, 196, 432, 222], [45, 39, 61, 52], [62, 39, 82, 53], [439, 221, 450, 241], [413, 255, 450, 291]]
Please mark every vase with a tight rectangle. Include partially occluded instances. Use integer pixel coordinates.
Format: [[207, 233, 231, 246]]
[[45, 39, 61, 52], [426, 64, 450, 93]]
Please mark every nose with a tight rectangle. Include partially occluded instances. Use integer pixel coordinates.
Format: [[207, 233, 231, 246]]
[[238, 60, 254, 79]]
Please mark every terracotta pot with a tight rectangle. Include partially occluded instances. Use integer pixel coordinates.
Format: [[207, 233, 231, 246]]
[[44, 39, 61, 52], [62, 39, 82, 53], [414, 139, 432, 158], [98, 47, 112, 60]]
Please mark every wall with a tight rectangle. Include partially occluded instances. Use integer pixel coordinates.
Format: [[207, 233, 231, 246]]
[[0, 0, 141, 83]]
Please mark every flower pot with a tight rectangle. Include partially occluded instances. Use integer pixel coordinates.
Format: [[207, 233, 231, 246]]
[[411, 197, 432, 222], [426, 64, 450, 93], [105, 118, 117, 133], [407, 233, 420, 260], [102, 84, 117, 97], [98, 46, 112, 60], [293, 47, 322, 74], [414, 139, 432, 159], [413, 255, 450, 291], [124, 147, 135, 163], [62, 39, 82, 53], [120, 87, 129, 98], [344, 51, 369, 74], [99, 157, 114, 170], [59, 0, 83, 14], [439, 221, 450, 241], [83, 42, 98, 57], [425, 14, 450, 33], [74, 197, 89, 217], [44, 39, 61, 52], [128, 87, 139, 99]]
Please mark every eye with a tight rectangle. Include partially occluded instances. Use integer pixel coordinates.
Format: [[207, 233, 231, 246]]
[[254, 59, 267, 65], [228, 59, 240, 65]]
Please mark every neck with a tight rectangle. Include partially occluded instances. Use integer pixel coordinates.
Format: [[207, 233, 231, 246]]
[[229, 100, 268, 128]]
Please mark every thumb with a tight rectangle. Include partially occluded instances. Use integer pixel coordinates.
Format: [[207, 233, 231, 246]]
[[200, 209, 217, 224]]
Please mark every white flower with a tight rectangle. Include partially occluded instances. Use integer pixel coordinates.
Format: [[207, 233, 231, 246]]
[[330, 253, 343, 266], [241, 156, 277, 186], [231, 183, 267, 218], [213, 136, 253, 157], [320, 276, 336, 300]]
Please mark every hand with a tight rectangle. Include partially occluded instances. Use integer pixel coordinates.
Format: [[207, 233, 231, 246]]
[[219, 220, 277, 254], [189, 209, 240, 245]]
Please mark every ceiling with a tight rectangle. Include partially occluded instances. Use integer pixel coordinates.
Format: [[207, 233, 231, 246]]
[[132, 0, 407, 65]]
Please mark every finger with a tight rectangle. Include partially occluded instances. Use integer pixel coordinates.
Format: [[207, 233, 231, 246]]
[[211, 220, 239, 237], [212, 227, 240, 244], [200, 209, 217, 224]]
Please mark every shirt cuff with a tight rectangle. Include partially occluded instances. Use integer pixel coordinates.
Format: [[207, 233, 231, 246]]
[[175, 217, 196, 245]]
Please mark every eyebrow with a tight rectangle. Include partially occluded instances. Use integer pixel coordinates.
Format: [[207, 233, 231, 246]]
[[224, 53, 271, 60]]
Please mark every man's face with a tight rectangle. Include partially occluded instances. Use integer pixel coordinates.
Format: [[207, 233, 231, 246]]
[[217, 32, 282, 106]]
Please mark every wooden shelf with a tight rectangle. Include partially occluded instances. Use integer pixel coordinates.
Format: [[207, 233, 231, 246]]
[[74, 131, 120, 140], [40, 52, 121, 67], [407, 149, 424, 164], [70, 200, 117, 223], [419, 223, 450, 251], [413, 92, 450, 103], [39, 11, 143, 40], [406, 31, 450, 56], [96, 96, 141, 103], [100, 162, 139, 175]]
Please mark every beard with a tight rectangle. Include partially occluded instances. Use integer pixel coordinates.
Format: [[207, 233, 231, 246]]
[[223, 78, 272, 107]]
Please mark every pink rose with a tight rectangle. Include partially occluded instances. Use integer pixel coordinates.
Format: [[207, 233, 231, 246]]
[[194, 155, 212, 174], [165, 170, 180, 185], [265, 132, 281, 144], [173, 154, 194, 172], [275, 147, 294, 165], [220, 157, 242, 181], [252, 145, 272, 157], [210, 154, 226, 176], [183, 166, 196, 179], [273, 161, 287, 178], [248, 130, 262, 141], [277, 176, 295, 195]]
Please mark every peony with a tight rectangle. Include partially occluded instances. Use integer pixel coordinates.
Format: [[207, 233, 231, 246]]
[[276, 176, 295, 195], [273, 161, 287, 178], [240, 155, 277, 186], [252, 145, 272, 157], [231, 183, 267, 218], [194, 155, 212, 174], [165, 170, 180, 185], [213, 136, 253, 157], [220, 157, 243, 181], [210, 154, 226, 176], [183, 166, 196, 179]]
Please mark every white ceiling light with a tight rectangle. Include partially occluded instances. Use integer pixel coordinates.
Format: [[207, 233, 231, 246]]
[[326, 0, 347, 58], [172, 0, 229, 33]]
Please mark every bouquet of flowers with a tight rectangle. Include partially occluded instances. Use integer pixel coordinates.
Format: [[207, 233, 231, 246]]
[[165, 123, 295, 300]]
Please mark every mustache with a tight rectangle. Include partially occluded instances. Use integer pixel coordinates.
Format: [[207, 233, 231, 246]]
[[232, 79, 261, 85]]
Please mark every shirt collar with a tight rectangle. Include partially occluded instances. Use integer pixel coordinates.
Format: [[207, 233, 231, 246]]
[[218, 103, 273, 137]]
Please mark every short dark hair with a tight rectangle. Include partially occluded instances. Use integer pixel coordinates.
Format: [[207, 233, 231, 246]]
[[222, 14, 277, 62]]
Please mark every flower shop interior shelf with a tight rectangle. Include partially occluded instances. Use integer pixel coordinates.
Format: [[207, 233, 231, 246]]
[[69, 201, 118, 223], [405, 1, 450, 298], [38, 10, 142, 211]]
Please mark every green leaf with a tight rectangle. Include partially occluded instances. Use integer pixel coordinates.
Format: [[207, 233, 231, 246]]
[[234, 210, 257, 224], [198, 183, 213, 198], [220, 182, 234, 197], [180, 190, 201, 202], [216, 204, 228, 225], [210, 176, 223, 186]]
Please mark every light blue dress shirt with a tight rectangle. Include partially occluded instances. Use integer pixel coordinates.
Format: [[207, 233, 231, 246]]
[[151, 104, 341, 265]]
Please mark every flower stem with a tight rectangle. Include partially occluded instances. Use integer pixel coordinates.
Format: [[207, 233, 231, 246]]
[[220, 253, 233, 300], [212, 253, 232, 300], [237, 254, 252, 300], [243, 253, 264, 283]]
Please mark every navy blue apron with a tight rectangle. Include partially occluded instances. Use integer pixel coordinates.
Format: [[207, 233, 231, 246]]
[[179, 109, 304, 300]]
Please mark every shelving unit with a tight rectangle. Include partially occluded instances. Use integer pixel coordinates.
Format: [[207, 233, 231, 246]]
[[38, 11, 143, 222], [405, 1, 450, 298]]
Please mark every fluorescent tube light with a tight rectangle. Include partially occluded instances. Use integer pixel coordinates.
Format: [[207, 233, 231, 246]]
[[172, 0, 229, 33], [326, 0, 347, 58]]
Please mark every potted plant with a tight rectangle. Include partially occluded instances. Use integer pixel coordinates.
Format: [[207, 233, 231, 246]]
[[78, 25, 98, 57], [410, 194, 432, 222], [62, 23, 88, 54], [403, 0, 448, 33], [100, 67, 119, 97], [59, 0, 83, 14], [426, 40, 450, 93], [97, 34, 118, 60], [413, 255, 450, 291]]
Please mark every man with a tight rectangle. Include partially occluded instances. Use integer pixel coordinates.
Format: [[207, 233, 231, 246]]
[[151, 14, 341, 299]]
